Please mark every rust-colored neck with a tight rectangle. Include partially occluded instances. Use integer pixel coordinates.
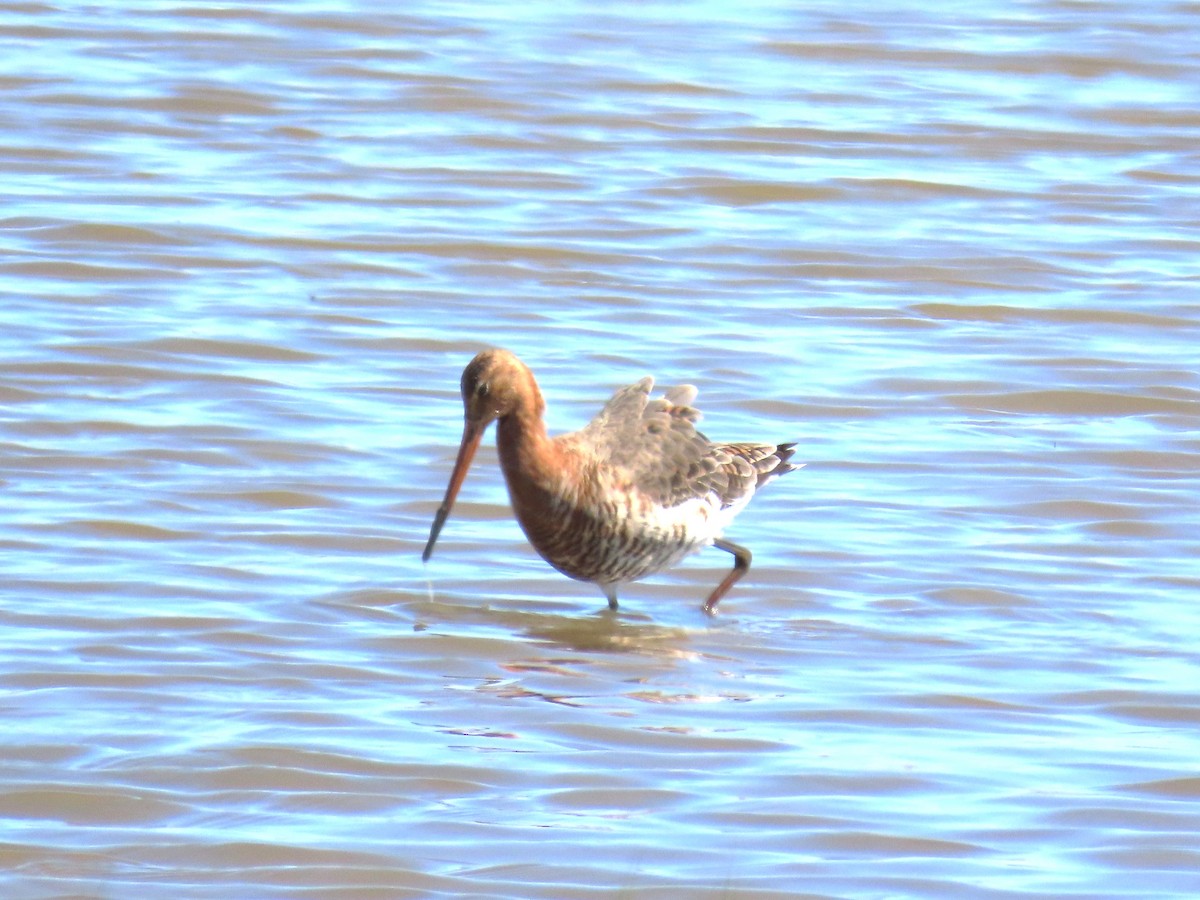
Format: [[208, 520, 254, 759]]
[[494, 370, 584, 544], [494, 377, 554, 485]]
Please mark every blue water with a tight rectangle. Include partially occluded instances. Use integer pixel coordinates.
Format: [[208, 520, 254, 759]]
[[2, 1, 1199, 897]]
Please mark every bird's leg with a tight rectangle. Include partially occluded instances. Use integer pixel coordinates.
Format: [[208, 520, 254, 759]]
[[704, 538, 751, 614], [603, 585, 619, 611]]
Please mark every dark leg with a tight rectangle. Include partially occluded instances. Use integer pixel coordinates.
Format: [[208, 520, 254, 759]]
[[704, 538, 751, 614], [603, 585, 619, 611]]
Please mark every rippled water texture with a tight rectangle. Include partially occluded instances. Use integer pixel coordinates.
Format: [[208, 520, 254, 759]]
[[3, 2, 1199, 897]]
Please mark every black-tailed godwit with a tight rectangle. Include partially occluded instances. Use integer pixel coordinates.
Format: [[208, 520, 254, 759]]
[[422, 349, 800, 613]]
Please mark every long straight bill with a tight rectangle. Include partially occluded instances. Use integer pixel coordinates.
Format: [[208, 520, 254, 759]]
[[422, 419, 484, 562]]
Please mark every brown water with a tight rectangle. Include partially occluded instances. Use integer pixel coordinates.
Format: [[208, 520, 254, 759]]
[[3, 2, 1200, 897]]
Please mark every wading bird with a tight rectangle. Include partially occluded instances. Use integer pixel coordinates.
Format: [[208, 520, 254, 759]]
[[423, 349, 799, 613]]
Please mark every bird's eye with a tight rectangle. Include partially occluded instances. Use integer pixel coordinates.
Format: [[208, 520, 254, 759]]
[[475, 382, 490, 398]]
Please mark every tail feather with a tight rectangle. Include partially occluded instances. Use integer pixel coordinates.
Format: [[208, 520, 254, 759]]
[[755, 441, 802, 489], [716, 441, 803, 503]]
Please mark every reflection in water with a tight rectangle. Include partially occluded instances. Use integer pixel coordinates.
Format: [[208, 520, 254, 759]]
[[521, 613, 698, 657]]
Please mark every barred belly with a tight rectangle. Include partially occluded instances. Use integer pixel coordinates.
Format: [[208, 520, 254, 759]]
[[512, 479, 712, 586]]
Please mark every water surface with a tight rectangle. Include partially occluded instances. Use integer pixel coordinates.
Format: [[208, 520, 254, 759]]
[[2, 1, 1199, 897]]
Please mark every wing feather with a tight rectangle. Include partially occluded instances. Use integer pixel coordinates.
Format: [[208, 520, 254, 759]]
[[571, 379, 797, 509]]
